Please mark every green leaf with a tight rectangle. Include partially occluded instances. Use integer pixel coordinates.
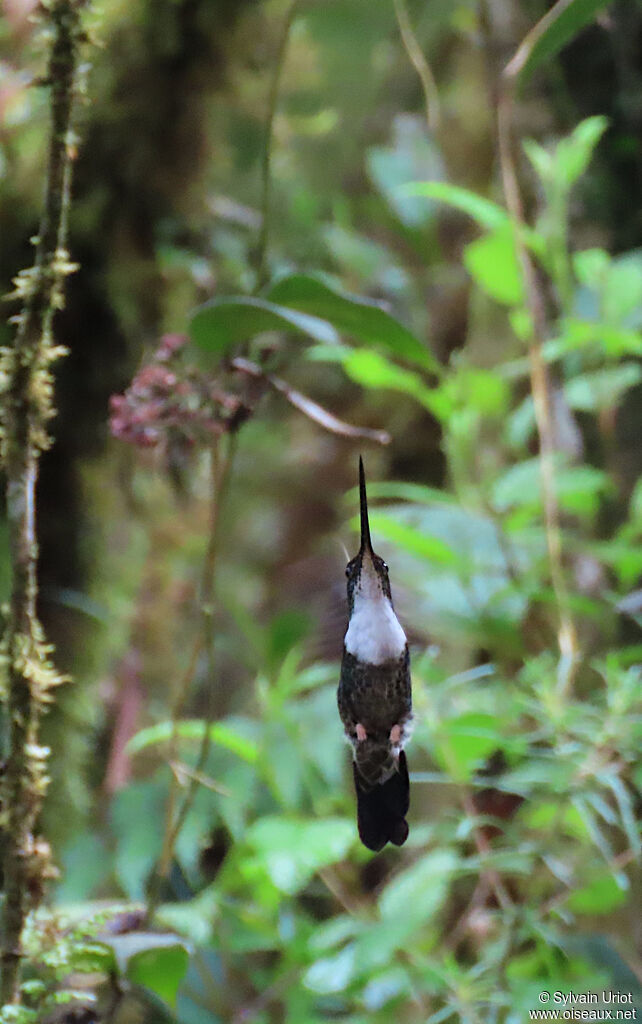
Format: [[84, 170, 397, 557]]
[[555, 116, 608, 186], [433, 713, 504, 782], [126, 942, 190, 1008], [517, 2, 614, 85], [364, 512, 461, 566], [402, 182, 509, 231], [403, 182, 545, 257], [367, 113, 445, 227], [492, 457, 609, 518], [603, 260, 642, 324], [57, 832, 110, 902], [345, 480, 456, 506], [378, 849, 458, 925], [246, 817, 354, 894], [266, 609, 310, 674], [573, 247, 611, 288], [565, 365, 642, 412], [189, 296, 339, 358], [304, 944, 357, 994], [567, 873, 628, 915], [111, 780, 166, 900], [463, 227, 524, 306], [267, 273, 433, 368], [127, 718, 259, 763], [340, 349, 446, 415], [523, 139, 553, 182], [348, 851, 458, 981]]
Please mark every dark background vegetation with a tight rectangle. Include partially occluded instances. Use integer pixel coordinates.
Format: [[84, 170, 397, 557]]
[[1, 0, 641, 1019]]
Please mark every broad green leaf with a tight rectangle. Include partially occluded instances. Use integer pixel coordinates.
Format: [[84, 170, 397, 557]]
[[246, 817, 353, 894], [630, 477, 642, 523], [433, 713, 504, 781], [573, 247, 610, 287], [447, 366, 511, 416], [348, 851, 458, 981], [189, 296, 339, 358], [126, 942, 190, 1008], [523, 139, 552, 181], [365, 512, 461, 566], [555, 116, 608, 186], [492, 457, 608, 517], [463, 227, 524, 306], [304, 944, 357, 994], [558, 317, 642, 356], [56, 832, 110, 902], [566, 873, 628, 915], [516, 2, 614, 85], [111, 780, 165, 900], [603, 772, 641, 856], [322, 224, 407, 291], [267, 273, 433, 368], [565, 364, 642, 412], [378, 849, 458, 925], [367, 113, 445, 227], [266, 609, 310, 674], [603, 260, 642, 324], [308, 915, 361, 953], [523, 801, 587, 840], [341, 349, 447, 415], [127, 718, 259, 763], [363, 967, 412, 1010], [404, 181, 545, 256], [402, 182, 509, 231], [346, 480, 456, 505]]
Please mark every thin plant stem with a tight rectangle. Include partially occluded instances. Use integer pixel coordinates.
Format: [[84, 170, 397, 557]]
[[393, 0, 440, 132], [496, 51, 578, 695], [254, 0, 299, 291], [146, 433, 237, 922], [1, 0, 85, 1004]]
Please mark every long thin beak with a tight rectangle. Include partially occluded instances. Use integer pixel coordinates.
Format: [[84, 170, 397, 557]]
[[359, 456, 373, 555]]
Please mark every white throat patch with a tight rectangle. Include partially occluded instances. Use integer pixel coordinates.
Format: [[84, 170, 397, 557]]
[[344, 559, 406, 665]]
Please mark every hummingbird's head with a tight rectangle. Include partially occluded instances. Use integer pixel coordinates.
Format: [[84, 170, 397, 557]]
[[345, 457, 392, 613]]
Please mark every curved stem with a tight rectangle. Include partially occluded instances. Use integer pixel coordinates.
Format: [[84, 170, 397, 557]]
[[146, 433, 237, 922], [254, 0, 299, 291], [497, 58, 578, 695], [393, 0, 440, 132]]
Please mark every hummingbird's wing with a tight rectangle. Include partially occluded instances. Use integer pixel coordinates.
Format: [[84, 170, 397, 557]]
[[353, 750, 410, 852]]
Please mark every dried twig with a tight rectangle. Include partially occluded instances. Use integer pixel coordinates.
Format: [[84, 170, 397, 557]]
[[231, 357, 391, 444]]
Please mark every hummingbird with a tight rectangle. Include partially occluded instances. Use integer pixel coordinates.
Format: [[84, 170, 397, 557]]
[[337, 457, 413, 851]]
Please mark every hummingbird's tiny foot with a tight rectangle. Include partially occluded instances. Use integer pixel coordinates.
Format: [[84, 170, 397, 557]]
[[389, 724, 401, 745], [356, 723, 367, 742]]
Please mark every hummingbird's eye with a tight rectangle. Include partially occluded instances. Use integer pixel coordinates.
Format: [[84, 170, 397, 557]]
[[382, 562, 388, 572], [345, 566, 351, 578]]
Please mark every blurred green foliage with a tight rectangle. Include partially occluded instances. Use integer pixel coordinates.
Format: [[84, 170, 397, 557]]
[[1, 0, 642, 1021]]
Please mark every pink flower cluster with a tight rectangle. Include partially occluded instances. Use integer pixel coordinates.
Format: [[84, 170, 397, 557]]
[[109, 334, 248, 448]]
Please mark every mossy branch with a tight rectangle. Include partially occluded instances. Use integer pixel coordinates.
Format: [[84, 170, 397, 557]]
[[1, 0, 86, 1005]]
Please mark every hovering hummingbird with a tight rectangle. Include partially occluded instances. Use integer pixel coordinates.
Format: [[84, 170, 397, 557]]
[[337, 457, 413, 851]]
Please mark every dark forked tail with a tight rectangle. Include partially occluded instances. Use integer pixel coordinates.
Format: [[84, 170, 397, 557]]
[[352, 751, 410, 852]]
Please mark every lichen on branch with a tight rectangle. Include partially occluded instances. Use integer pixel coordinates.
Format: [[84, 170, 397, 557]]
[[0, 0, 87, 1006]]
